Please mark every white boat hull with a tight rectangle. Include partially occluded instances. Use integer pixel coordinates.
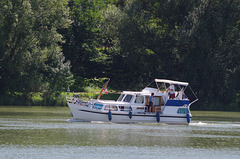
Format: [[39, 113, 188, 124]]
[[66, 79, 197, 125], [68, 103, 190, 125]]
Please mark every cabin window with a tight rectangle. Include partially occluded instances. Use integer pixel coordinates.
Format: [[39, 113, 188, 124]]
[[117, 94, 125, 101], [135, 95, 144, 104], [104, 105, 118, 111], [123, 95, 133, 102], [177, 108, 189, 114], [119, 106, 124, 111], [119, 106, 131, 111]]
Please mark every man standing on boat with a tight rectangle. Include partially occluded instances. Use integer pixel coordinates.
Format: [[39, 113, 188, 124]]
[[149, 93, 154, 112], [168, 84, 175, 99]]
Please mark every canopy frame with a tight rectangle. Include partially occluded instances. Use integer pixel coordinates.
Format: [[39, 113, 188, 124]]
[[154, 79, 189, 86], [154, 79, 198, 107]]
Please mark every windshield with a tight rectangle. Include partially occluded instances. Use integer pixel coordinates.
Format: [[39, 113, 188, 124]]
[[117, 94, 125, 101], [123, 95, 133, 102]]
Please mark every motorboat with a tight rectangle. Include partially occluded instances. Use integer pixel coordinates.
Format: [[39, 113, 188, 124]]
[[67, 79, 198, 124]]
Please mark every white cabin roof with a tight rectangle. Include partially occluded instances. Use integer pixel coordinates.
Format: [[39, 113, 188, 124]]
[[122, 91, 150, 96], [155, 79, 189, 86], [141, 87, 158, 94]]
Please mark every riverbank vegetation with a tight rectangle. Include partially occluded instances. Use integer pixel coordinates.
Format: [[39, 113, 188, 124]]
[[0, 0, 239, 111]]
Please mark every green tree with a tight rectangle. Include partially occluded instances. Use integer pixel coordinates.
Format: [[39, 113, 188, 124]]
[[178, 0, 240, 110], [100, 0, 197, 89], [0, 0, 73, 105], [100, 0, 240, 111], [60, 0, 112, 90]]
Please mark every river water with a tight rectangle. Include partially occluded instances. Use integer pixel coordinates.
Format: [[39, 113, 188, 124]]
[[0, 106, 239, 159]]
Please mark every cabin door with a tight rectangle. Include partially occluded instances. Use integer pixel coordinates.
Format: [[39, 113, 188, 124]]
[[152, 96, 162, 113]]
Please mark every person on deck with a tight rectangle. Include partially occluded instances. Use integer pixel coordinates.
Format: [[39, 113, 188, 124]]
[[148, 93, 154, 112], [168, 84, 175, 99]]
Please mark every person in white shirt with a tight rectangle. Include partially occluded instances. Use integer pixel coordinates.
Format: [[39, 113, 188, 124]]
[[168, 84, 175, 99]]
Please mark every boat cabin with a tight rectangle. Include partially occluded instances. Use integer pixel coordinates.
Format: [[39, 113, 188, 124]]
[[109, 79, 196, 114]]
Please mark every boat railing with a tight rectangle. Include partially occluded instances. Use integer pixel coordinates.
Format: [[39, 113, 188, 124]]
[[188, 98, 198, 108], [66, 97, 89, 106], [66, 97, 80, 104], [66, 97, 74, 102]]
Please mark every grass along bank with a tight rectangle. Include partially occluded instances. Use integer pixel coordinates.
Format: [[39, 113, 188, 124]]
[[0, 89, 120, 107]]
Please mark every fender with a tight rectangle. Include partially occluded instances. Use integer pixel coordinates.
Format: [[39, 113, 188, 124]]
[[108, 110, 112, 121], [156, 112, 160, 123], [186, 113, 191, 123], [129, 111, 132, 119]]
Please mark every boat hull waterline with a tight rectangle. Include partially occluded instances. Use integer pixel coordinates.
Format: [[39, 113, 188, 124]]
[[68, 103, 191, 124]]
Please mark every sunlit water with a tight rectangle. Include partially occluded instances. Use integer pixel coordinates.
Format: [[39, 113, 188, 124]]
[[0, 106, 239, 159]]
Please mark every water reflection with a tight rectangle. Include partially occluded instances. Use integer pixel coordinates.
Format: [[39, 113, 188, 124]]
[[1, 145, 240, 159], [1, 118, 240, 148], [0, 107, 240, 159]]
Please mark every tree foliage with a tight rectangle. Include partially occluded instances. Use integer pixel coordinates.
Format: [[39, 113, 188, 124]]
[[59, 0, 113, 90], [0, 0, 73, 104], [100, 0, 199, 89], [0, 0, 239, 110], [178, 0, 240, 109], [99, 0, 240, 110]]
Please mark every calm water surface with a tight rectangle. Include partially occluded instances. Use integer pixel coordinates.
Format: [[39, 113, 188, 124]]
[[0, 106, 240, 159]]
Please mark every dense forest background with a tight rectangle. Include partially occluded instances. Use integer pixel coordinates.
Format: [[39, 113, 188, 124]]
[[0, 0, 239, 111]]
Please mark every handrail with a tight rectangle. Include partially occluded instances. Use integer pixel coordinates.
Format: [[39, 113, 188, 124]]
[[188, 99, 198, 108]]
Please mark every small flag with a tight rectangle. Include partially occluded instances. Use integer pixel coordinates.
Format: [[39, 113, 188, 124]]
[[104, 88, 108, 94], [97, 79, 110, 100]]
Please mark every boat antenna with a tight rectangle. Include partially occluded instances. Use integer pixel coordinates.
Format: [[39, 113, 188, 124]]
[[97, 79, 110, 100]]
